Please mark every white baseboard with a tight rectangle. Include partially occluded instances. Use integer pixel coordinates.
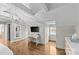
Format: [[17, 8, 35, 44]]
[[56, 46, 65, 49], [10, 37, 48, 45], [11, 37, 28, 42]]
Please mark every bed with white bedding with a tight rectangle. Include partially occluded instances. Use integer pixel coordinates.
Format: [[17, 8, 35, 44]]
[[0, 43, 13, 55]]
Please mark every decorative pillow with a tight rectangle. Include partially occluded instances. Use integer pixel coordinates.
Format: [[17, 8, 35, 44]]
[[71, 33, 79, 40]]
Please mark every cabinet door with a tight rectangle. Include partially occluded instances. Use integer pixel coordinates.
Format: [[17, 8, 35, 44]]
[[65, 40, 72, 55]]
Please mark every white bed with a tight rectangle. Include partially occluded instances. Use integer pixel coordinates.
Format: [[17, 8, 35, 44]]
[[0, 43, 13, 55]]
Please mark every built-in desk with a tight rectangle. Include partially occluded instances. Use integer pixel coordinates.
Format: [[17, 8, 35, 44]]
[[29, 33, 40, 45]]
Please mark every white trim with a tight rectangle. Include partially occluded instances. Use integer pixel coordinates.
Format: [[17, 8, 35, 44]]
[[10, 37, 46, 45], [11, 37, 28, 42]]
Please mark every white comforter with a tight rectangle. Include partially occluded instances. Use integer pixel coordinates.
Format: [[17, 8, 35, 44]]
[[0, 43, 13, 55]]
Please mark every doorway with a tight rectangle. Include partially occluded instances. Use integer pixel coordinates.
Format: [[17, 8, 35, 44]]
[[7, 24, 10, 41], [49, 21, 56, 41], [0, 24, 11, 41]]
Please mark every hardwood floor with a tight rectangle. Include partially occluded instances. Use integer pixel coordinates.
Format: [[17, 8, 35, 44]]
[[0, 38, 65, 55]]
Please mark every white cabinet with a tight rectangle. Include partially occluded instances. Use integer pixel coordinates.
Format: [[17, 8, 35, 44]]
[[65, 40, 72, 54], [65, 37, 72, 55]]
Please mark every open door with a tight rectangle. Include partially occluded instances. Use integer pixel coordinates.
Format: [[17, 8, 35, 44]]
[[7, 24, 10, 41]]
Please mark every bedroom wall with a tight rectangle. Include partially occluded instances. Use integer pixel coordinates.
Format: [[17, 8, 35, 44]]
[[75, 4, 79, 36]]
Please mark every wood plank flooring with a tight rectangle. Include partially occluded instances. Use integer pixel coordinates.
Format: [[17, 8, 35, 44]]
[[0, 38, 65, 55]]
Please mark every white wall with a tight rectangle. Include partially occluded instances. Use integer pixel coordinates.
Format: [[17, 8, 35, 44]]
[[75, 4, 79, 37], [40, 24, 45, 44], [48, 4, 77, 26], [10, 22, 16, 40], [45, 24, 49, 44], [4, 24, 8, 40], [0, 24, 5, 39], [56, 25, 75, 49]]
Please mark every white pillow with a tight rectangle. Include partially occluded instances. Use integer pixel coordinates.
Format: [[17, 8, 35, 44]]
[[71, 33, 79, 40]]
